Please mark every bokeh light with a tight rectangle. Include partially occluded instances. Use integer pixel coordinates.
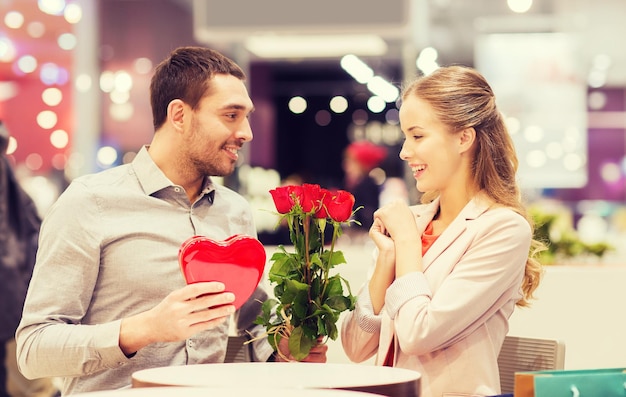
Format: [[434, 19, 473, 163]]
[[288, 96, 307, 114], [4, 11, 24, 28], [36, 110, 58, 129], [42, 87, 63, 106], [97, 146, 118, 167], [329, 96, 348, 113]]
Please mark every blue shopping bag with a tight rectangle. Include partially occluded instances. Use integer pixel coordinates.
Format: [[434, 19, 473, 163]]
[[515, 367, 626, 397]]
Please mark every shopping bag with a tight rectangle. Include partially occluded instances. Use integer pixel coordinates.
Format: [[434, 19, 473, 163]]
[[514, 367, 626, 397]]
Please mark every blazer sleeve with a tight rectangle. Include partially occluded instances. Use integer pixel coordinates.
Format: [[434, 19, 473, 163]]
[[384, 208, 531, 356], [341, 285, 383, 363]]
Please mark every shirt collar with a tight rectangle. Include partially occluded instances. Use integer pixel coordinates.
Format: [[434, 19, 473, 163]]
[[131, 146, 216, 202], [131, 146, 170, 196]]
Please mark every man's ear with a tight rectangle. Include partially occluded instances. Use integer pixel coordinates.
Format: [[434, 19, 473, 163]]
[[458, 127, 476, 154], [167, 99, 186, 132]]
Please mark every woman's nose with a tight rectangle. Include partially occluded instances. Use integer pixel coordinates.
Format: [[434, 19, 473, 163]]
[[399, 143, 410, 161]]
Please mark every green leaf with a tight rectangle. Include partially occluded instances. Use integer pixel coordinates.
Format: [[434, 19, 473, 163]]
[[310, 277, 321, 301], [273, 283, 285, 300], [309, 253, 323, 271], [288, 326, 313, 361], [268, 255, 293, 281], [325, 275, 343, 297], [328, 250, 347, 268], [270, 250, 288, 261], [316, 316, 327, 336], [326, 295, 351, 312], [291, 292, 309, 321], [261, 298, 278, 318], [307, 221, 323, 253], [324, 317, 339, 340], [253, 299, 277, 326], [280, 279, 308, 304]]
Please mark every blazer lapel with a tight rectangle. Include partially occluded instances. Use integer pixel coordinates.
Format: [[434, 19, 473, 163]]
[[421, 193, 492, 271]]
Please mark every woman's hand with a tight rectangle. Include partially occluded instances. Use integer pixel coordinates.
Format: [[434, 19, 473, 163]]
[[371, 199, 424, 280], [369, 216, 395, 255], [373, 200, 420, 243]]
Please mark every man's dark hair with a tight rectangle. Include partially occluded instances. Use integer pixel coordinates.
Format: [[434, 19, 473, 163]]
[[149, 47, 246, 130]]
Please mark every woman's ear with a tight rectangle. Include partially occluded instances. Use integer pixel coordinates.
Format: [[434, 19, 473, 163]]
[[167, 99, 186, 132], [458, 127, 476, 154]]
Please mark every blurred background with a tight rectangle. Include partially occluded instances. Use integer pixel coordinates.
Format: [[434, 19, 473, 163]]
[[0, 0, 624, 259]]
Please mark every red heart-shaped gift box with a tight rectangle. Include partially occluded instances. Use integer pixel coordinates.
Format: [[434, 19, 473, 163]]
[[178, 235, 266, 310]]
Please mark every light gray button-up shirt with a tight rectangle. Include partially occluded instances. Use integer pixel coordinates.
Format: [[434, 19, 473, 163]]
[[16, 146, 273, 395]]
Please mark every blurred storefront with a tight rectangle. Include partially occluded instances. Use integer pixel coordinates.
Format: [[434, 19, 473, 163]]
[[0, 0, 624, 280]]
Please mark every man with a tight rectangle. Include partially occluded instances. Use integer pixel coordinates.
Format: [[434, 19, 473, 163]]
[[16, 47, 325, 395]]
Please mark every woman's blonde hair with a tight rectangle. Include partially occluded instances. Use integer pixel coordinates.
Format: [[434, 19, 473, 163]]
[[402, 65, 543, 306]]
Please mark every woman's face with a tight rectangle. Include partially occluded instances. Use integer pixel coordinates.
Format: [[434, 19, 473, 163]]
[[398, 95, 466, 193]]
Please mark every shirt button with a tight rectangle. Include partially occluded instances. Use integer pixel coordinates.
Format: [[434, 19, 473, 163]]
[[187, 340, 194, 348], [174, 187, 181, 193]]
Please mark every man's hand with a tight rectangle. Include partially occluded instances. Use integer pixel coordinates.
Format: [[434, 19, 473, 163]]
[[119, 282, 236, 355], [275, 336, 328, 363]]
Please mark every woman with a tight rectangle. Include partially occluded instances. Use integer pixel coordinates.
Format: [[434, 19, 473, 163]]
[[341, 65, 543, 397]]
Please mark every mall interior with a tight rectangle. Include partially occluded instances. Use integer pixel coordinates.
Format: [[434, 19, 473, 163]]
[[1, 0, 626, 391]]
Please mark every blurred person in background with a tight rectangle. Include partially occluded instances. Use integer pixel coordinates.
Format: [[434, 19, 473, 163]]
[[341, 66, 544, 397], [342, 141, 387, 234], [0, 121, 57, 397]]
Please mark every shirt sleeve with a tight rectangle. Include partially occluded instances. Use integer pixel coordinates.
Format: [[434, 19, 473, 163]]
[[16, 181, 131, 378]]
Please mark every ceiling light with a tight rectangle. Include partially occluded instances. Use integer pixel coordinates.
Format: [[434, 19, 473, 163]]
[[366, 76, 400, 103], [244, 34, 387, 59], [341, 55, 374, 84]]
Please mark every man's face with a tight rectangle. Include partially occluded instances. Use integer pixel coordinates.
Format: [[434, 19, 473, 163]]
[[183, 74, 254, 177]]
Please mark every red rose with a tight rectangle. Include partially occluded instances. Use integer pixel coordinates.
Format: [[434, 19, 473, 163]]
[[300, 183, 322, 213], [326, 190, 355, 222], [314, 188, 333, 219], [288, 185, 303, 208], [270, 185, 301, 214]]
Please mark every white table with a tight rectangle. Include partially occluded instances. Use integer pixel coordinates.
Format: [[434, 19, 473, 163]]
[[73, 386, 378, 397], [132, 363, 421, 397]]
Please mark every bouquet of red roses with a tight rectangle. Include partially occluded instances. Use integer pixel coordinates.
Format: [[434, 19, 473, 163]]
[[254, 183, 357, 360]]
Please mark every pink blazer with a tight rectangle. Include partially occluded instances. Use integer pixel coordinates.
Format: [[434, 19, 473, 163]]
[[341, 194, 531, 397]]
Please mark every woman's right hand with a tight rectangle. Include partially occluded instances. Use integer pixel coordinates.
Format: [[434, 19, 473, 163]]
[[369, 216, 395, 255], [368, 215, 397, 314]]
